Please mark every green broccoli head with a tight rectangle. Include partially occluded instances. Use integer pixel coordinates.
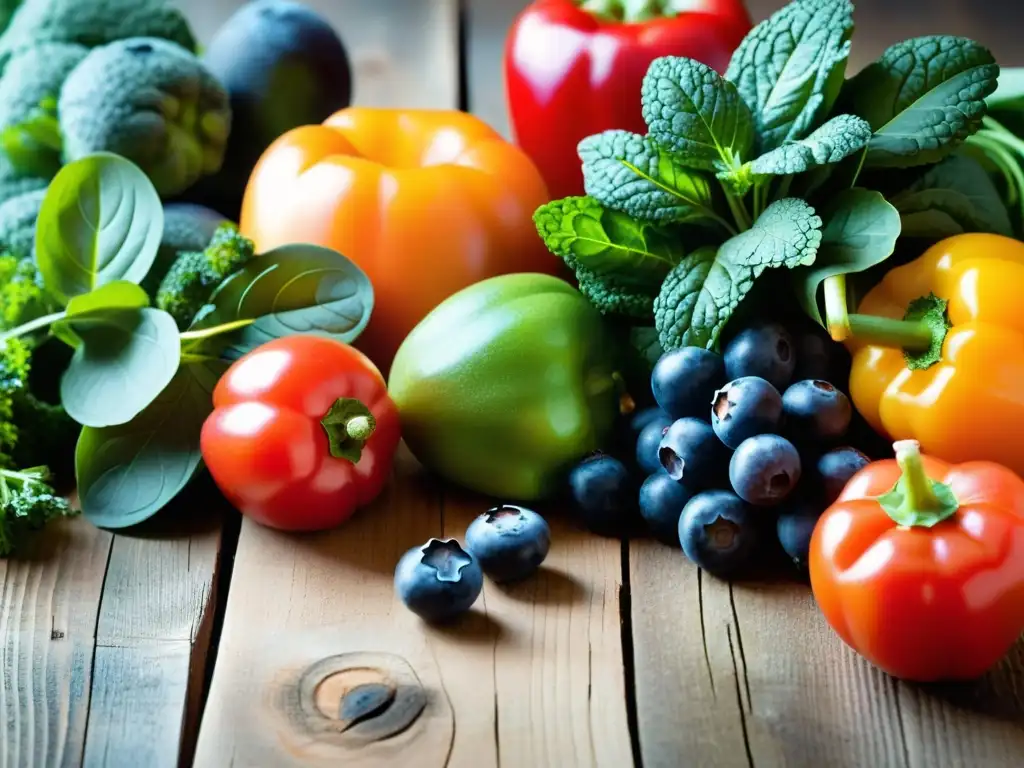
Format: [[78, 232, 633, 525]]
[[0, 464, 76, 557], [156, 222, 255, 328], [0, 252, 56, 330], [59, 37, 231, 197], [142, 202, 228, 296], [0, 153, 48, 205], [0, 0, 195, 68], [0, 187, 43, 260]]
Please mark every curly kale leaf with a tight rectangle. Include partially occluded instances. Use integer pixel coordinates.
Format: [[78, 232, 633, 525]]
[[0, 465, 76, 557], [654, 199, 822, 351], [841, 36, 998, 169], [748, 114, 873, 177], [59, 37, 231, 197], [641, 57, 754, 172], [534, 196, 684, 320], [725, 0, 854, 153], [578, 130, 721, 226]]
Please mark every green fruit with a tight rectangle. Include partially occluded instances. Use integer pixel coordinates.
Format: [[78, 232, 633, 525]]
[[388, 273, 620, 501]]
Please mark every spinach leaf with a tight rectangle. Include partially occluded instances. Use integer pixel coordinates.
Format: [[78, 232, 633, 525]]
[[35, 153, 163, 304], [749, 115, 872, 176], [792, 189, 901, 327], [60, 307, 181, 428], [51, 280, 150, 347], [641, 57, 754, 171], [654, 198, 822, 350], [578, 130, 720, 226], [189, 243, 374, 362], [842, 36, 999, 169], [725, 0, 854, 153], [534, 195, 684, 318], [74, 363, 213, 529], [890, 153, 1013, 238]]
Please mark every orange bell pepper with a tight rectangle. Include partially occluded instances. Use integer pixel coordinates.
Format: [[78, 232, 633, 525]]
[[239, 107, 555, 371], [828, 233, 1024, 476], [809, 439, 1024, 682]]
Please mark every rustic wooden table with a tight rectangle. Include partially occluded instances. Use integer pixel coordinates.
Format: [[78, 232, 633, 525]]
[[4, 1, 1024, 766]]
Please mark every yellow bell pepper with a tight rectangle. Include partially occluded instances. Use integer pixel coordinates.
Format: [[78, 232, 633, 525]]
[[832, 233, 1024, 475]]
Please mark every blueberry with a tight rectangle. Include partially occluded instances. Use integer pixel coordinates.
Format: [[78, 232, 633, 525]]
[[569, 454, 637, 536], [658, 417, 729, 488], [636, 412, 674, 475], [729, 434, 802, 506], [394, 538, 483, 622], [639, 472, 695, 546], [782, 380, 852, 445], [777, 501, 824, 567], [816, 446, 871, 506], [793, 329, 834, 381], [723, 321, 796, 392], [651, 347, 726, 419], [630, 407, 671, 440], [710, 376, 783, 449], [678, 490, 758, 577], [464, 505, 550, 583]]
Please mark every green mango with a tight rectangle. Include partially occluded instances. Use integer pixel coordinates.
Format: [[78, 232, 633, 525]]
[[388, 273, 620, 501]]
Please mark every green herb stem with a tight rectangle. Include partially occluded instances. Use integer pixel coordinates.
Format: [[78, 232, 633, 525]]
[[0, 309, 66, 343], [723, 190, 752, 231], [179, 317, 256, 343], [823, 274, 851, 341], [845, 314, 934, 351]]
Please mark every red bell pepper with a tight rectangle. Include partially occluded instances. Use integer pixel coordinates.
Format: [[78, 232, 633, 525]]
[[504, 0, 752, 201]]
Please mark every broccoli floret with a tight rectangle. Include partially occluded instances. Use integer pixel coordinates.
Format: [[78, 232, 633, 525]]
[[0, 252, 55, 330], [0, 187, 44, 259], [156, 223, 255, 328], [142, 202, 228, 296], [0, 335, 29, 466], [0, 0, 195, 69], [0, 464, 77, 557], [0, 153, 48, 205], [59, 37, 231, 197]]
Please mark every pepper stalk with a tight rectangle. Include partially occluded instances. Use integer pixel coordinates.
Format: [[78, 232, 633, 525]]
[[877, 440, 959, 528]]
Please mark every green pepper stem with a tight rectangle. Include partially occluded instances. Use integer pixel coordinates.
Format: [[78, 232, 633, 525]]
[[845, 315, 933, 352], [576, 0, 676, 22], [823, 274, 851, 342], [876, 440, 960, 528], [345, 415, 373, 442], [320, 397, 377, 464]]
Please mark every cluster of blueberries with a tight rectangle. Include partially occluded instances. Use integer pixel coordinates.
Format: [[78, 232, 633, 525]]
[[394, 504, 552, 622], [569, 321, 874, 578]]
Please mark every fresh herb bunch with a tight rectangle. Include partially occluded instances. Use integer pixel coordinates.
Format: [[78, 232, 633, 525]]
[[0, 464, 77, 556], [533, 0, 1011, 361]]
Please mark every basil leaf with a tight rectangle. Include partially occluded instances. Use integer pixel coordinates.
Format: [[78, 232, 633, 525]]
[[189, 242, 374, 362], [889, 153, 1012, 238], [534, 195, 684, 319], [725, 0, 854, 153], [792, 189, 901, 327], [641, 57, 754, 171], [842, 36, 998, 169], [51, 280, 150, 347], [654, 198, 822, 350], [60, 307, 181, 428], [35, 152, 163, 304], [579, 130, 718, 225], [749, 115, 872, 176], [74, 362, 213, 529]]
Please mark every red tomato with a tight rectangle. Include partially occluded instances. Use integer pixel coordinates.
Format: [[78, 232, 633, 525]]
[[200, 335, 401, 531]]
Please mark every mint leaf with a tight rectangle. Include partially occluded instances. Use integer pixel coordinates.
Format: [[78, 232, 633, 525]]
[[842, 36, 998, 169], [534, 196, 684, 319], [749, 114, 872, 176], [579, 130, 719, 225], [792, 189, 901, 327], [890, 153, 1013, 238], [725, 0, 854, 153], [653, 198, 822, 350], [641, 56, 754, 171]]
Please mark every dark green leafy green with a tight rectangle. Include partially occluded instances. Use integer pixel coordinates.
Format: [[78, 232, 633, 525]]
[[749, 114, 872, 176], [653, 198, 822, 350], [74, 363, 212, 529], [640, 57, 754, 172], [842, 36, 999, 168], [890, 153, 1013, 238], [578, 130, 719, 225], [629, 326, 664, 369], [51, 280, 150, 347], [725, 0, 854, 152], [35, 153, 163, 303], [792, 189, 901, 327], [59, 307, 181, 428], [534, 196, 684, 318]]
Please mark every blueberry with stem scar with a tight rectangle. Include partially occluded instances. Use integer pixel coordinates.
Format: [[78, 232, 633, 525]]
[[394, 538, 483, 622], [465, 504, 550, 583]]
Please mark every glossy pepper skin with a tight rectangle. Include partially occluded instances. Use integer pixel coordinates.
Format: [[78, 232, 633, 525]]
[[200, 335, 401, 532], [845, 233, 1024, 477], [387, 273, 620, 501], [504, 0, 751, 200], [809, 439, 1024, 682], [238, 107, 555, 373]]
